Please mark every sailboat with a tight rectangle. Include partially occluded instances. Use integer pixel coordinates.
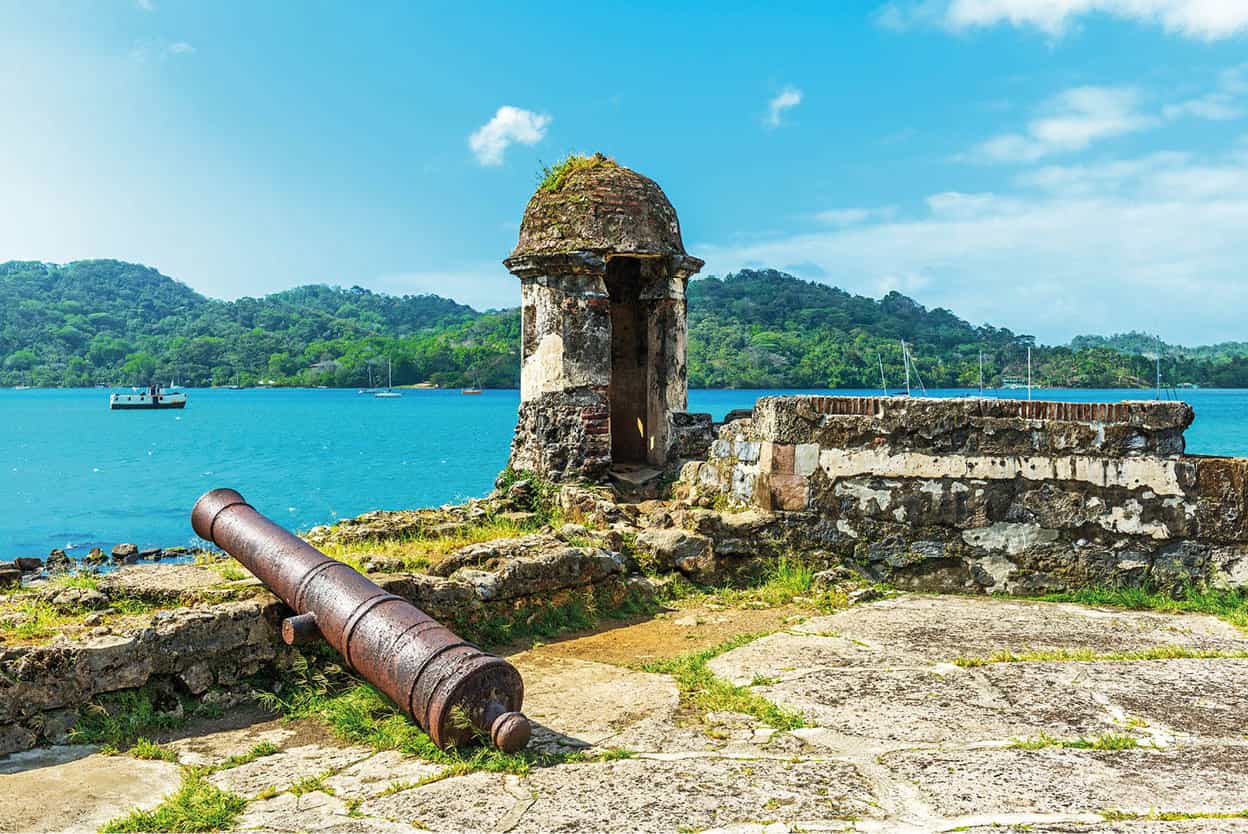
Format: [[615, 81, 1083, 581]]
[[462, 370, 483, 395], [374, 359, 402, 398]]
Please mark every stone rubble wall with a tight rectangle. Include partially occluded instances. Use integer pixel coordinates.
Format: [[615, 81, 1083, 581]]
[[681, 395, 1248, 594]]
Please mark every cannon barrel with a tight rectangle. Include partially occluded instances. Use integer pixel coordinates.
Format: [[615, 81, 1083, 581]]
[[191, 488, 531, 753]]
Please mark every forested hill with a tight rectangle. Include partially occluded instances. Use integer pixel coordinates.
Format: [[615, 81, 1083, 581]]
[[2, 260, 1246, 388], [0, 260, 517, 388]]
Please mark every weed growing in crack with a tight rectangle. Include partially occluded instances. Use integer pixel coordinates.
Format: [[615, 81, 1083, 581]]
[[642, 633, 806, 730]]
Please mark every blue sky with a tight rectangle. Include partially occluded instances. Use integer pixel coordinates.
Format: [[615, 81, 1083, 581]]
[[4, 1, 1248, 344]]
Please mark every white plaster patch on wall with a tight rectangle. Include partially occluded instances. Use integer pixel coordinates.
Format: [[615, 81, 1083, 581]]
[[1103, 499, 1172, 540], [794, 443, 820, 476], [836, 519, 859, 538], [962, 522, 1059, 556], [731, 463, 757, 501], [520, 333, 565, 401], [974, 553, 1018, 589], [920, 480, 969, 499], [833, 480, 894, 513], [735, 440, 761, 463], [816, 448, 1186, 496], [1209, 546, 1248, 589]]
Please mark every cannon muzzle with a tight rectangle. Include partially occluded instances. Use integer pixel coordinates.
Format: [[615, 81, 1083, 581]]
[[191, 488, 531, 753]]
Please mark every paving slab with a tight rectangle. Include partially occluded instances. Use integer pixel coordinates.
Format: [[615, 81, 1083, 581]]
[[755, 664, 1117, 745], [0, 745, 181, 833], [364, 757, 875, 834], [954, 823, 1248, 833], [236, 789, 423, 833], [983, 658, 1248, 741], [509, 652, 684, 752], [322, 750, 446, 800], [794, 596, 1248, 662], [208, 742, 376, 797], [884, 745, 1248, 818], [510, 756, 876, 833], [166, 717, 298, 767], [357, 771, 509, 832]]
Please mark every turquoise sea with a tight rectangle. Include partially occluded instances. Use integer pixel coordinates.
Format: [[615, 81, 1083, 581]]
[[2, 387, 1246, 560]]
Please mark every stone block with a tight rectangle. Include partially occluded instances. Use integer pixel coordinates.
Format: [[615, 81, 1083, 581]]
[[794, 443, 819, 476], [760, 442, 795, 475], [734, 439, 761, 463], [768, 473, 809, 512]]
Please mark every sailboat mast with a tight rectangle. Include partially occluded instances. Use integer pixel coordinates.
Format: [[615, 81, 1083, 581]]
[[978, 350, 983, 395], [1026, 347, 1032, 401], [902, 341, 911, 396], [1156, 335, 1162, 400], [878, 353, 887, 396]]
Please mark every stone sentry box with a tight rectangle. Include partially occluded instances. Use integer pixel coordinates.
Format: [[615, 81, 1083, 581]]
[[684, 395, 1248, 593], [504, 155, 707, 480]]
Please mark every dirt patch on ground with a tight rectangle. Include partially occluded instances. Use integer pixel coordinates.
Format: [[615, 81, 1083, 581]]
[[513, 602, 807, 667]]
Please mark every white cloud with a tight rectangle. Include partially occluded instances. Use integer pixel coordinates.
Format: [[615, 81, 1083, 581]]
[[765, 87, 803, 129], [698, 142, 1248, 344], [946, 0, 1248, 39], [816, 206, 898, 226], [877, 1, 1248, 40], [967, 85, 1156, 162], [1164, 64, 1248, 121], [166, 41, 195, 55], [468, 106, 550, 167]]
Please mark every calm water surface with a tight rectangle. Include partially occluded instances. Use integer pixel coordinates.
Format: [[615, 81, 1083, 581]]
[[2, 387, 1245, 559]]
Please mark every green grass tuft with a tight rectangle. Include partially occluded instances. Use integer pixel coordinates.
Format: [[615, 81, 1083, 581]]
[[99, 771, 247, 833], [1010, 732, 1140, 750], [1040, 585, 1248, 631], [216, 741, 280, 771], [288, 772, 334, 796], [70, 687, 189, 748], [536, 154, 615, 193], [642, 634, 806, 731], [129, 737, 179, 762], [954, 644, 1248, 667], [655, 554, 851, 614]]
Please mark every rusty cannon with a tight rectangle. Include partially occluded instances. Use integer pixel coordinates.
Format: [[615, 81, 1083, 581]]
[[191, 488, 531, 753]]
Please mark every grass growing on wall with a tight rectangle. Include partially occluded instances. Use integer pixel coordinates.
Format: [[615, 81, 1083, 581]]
[[0, 588, 156, 643], [318, 518, 535, 574], [70, 687, 193, 749], [656, 555, 852, 614]]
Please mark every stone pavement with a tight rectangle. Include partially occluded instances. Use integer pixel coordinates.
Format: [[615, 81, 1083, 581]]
[[3, 594, 1247, 833]]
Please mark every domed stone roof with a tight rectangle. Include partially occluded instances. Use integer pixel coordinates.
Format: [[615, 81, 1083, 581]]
[[507, 154, 690, 261]]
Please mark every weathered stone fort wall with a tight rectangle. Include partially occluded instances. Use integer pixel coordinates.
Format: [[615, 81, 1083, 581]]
[[682, 395, 1248, 594]]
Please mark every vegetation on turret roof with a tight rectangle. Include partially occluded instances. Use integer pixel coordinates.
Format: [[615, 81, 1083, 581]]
[[536, 153, 617, 193]]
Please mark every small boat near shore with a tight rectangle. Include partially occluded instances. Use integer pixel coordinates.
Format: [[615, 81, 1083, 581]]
[[109, 384, 187, 410], [374, 359, 402, 398]]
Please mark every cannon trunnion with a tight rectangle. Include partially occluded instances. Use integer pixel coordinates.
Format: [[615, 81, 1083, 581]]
[[191, 488, 531, 753]]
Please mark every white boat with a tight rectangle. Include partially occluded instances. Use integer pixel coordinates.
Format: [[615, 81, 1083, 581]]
[[110, 385, 187, 410], [375, 359, 402, 398]]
